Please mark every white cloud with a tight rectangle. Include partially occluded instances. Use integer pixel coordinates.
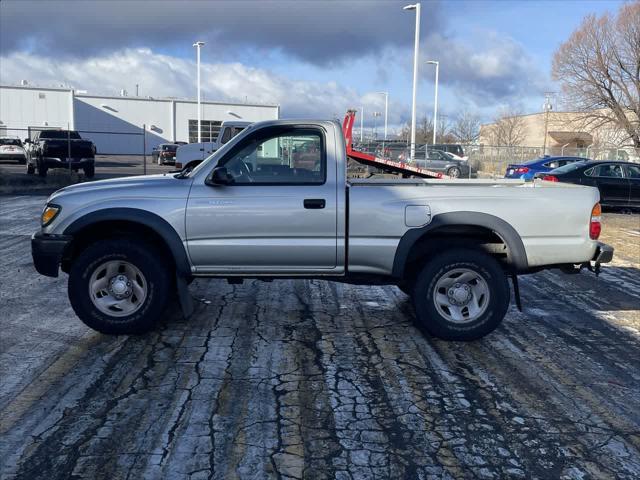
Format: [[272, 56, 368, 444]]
[[0, 48, 366, 120]]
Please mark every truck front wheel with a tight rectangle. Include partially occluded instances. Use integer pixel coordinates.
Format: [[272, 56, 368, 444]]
[[68, 239, 171, 334], [411, 248, 510, 340]]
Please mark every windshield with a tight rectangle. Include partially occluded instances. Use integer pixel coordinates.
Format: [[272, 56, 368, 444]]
[[39, 130, 82, 140], [162, 144, 178, 151], [550, 161, 588, 173], [0, 138, 21, 146]]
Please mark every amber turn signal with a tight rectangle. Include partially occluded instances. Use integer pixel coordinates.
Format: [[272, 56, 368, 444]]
[[41, 205, 61, 226]]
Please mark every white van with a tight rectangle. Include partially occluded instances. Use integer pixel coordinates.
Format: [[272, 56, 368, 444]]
[[175, 121, 251, 170]]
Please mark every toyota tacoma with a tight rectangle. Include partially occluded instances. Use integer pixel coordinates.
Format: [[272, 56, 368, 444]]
[[31, 119, 613, 340]]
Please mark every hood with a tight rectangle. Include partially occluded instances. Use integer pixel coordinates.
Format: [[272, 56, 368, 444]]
[[48, 173, 190, 203]]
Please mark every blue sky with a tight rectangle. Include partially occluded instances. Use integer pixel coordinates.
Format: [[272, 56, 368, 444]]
[[0, 0, 626, 131]]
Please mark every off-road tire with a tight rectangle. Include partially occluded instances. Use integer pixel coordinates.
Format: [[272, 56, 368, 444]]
[[68, 239, 171, 334], [84, 165, 95, 178], [411, 248, 510, 341], [27, 163, 35, 175]]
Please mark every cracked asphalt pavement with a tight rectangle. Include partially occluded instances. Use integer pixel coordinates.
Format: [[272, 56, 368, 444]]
[[1, 195, 639, 479]]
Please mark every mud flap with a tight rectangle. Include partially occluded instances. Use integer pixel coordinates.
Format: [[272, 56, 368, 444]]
[[176, 274, 194, 318], [511, 274, 522, 312]]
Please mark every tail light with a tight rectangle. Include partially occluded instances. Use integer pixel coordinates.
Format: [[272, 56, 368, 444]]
[[542, 175, 558, 182], [590, 203, 601, 240], [175, 162, 183, 169], [515, 167, 529, 174]]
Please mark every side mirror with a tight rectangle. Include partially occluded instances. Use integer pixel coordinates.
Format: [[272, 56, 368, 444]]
[[206, 167, 234, 186]]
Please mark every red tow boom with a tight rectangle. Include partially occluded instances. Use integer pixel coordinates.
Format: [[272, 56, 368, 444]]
[[342, 110, 447, 179]]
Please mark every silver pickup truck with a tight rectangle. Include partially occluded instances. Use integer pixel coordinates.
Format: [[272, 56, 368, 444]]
[[32, 119, 613, 340]]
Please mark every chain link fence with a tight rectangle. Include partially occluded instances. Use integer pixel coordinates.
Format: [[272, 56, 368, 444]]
[[2, 124, 639, 182], [0, 124, 181, 180], [349, 139, 639, 179]]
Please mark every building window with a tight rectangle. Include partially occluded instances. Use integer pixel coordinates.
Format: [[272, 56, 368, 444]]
[[188, 120, 222, 143]]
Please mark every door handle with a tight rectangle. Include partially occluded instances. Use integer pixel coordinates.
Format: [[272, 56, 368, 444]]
[[304, 199, 325, 209]]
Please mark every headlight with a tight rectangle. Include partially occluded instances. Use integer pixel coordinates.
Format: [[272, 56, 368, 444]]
[[41, 204, 61, 226]]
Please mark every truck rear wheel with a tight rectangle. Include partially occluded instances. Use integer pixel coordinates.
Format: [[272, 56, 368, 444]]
[[68, 239, 171, 334], [37, 161, 48, 177], [411, 248, 510, 340]]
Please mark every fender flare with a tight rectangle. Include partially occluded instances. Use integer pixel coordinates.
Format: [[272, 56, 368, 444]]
[[63, 207, 191, 276], [392, 211, 528, 278]]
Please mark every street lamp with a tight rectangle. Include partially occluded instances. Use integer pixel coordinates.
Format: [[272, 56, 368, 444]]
[[426, 60, 439, 145], [404, 3, 421, 162], [193, 41, 205, 143], [375, 92, 389, 142], [373, 112, 381, 140]]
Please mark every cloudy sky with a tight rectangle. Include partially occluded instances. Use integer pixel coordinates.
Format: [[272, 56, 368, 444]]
[[0, 0, 624, 132]]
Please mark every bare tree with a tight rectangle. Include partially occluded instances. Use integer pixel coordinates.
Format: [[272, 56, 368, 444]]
[[552, 2, 640, 151], [451, 111, 481, 144], [399, 115, 455, 144], [487, 108, 526, 146]]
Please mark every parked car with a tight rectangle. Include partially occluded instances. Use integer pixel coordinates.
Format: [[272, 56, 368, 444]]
[[152, 143, 179, 165], [32, 118, 612, 341], [536, 160, 640, 209], [505, 156, 588, 180], [0, 137, 27, 164], [25, 129, 96, 178], [416, 148, 473, 178], [396, 147, 472, 177], [175, 121, 251, 171]]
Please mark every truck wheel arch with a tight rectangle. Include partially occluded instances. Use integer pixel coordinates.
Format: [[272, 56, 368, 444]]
[[62, 208, 191, 277], [392, 211, 528, 279]]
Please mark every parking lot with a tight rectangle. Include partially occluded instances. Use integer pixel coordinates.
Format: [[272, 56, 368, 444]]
[[0, 194, 638, 479], [0, 155, 173, 181]]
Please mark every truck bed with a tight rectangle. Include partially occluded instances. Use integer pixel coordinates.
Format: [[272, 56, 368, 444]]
[[347, 177, 599, 273]]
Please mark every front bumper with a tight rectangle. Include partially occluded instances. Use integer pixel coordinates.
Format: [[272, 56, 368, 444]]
[[31, 232, 72, 277]]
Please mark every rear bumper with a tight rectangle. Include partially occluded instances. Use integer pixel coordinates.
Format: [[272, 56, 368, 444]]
[[0, 153, 27, 161], [42, 157, 94, 169], [31, 232, 72, 277]]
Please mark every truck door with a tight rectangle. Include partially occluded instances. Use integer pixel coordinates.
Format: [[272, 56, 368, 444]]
[[185, 125, 338, 272]]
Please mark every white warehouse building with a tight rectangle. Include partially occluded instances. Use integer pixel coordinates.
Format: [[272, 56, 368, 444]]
[[0, 84, 280, 154]]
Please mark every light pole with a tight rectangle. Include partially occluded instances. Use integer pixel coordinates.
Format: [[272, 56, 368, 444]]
[[193, 41, 205, 143], [373, 112, 381, 140], [426, 60, 439, 145], [404, 3, 421, 162], [376, 92, 389, 143]]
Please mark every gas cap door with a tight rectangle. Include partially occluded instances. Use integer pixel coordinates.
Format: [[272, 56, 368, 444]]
[[405, 205, 431, 227]]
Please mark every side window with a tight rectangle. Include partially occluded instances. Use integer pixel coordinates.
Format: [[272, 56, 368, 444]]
[[219, 129, 325, 185], [625, 165, 640, 178], [220, 128, 232, 145], [545, 161, 560, 169], [594, 164, 624, 178], [584, 167, 595, 177]]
